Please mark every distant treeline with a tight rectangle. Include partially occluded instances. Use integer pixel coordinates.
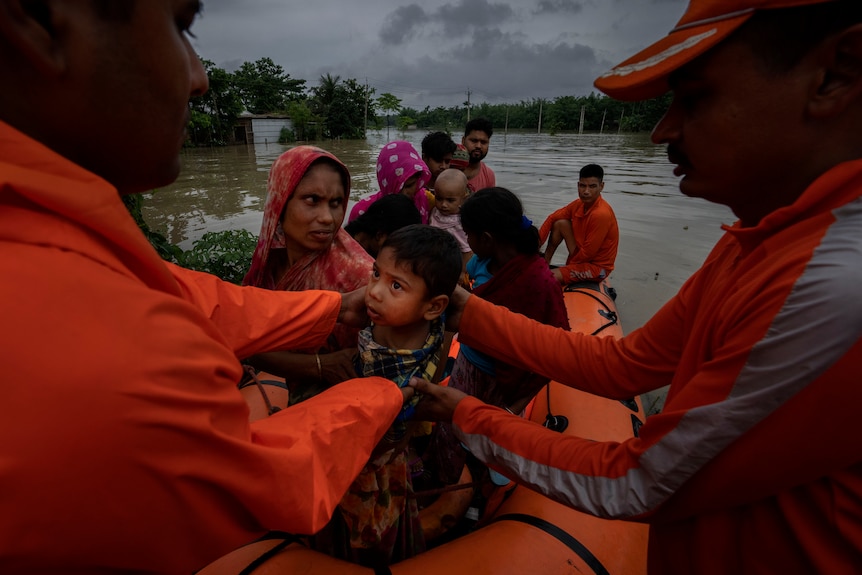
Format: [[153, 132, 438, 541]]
[[188, 57, 671, 146]]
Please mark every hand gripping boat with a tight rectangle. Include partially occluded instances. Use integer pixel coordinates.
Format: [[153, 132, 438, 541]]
[[207, 280, 648, 575]]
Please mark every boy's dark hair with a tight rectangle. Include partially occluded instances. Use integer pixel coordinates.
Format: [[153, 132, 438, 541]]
[[92, 0, 137, 20], [579, 164, 604, 181], [344, 194, 420, 238], [381, 224, 462, 298], [464, 118, 493, 139], [735, 1, 862, 75], [421, 132, 457, 162], [460, 187, 539, 256]]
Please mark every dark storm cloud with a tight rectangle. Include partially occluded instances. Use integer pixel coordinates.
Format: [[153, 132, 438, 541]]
[[371, 28, 602, 108], [379, 0, 516, 45], [533, 0, 585, 15], [434, 0, 515, 36], [190, 0, 688, 108], [379, 5, 428, 45]]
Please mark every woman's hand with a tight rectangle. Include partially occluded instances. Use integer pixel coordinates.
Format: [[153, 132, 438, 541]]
[[444, 285, 471, 333], [320, 349, 359, 384], [410, 377, 468, 422], [338, 287, 369, 328]]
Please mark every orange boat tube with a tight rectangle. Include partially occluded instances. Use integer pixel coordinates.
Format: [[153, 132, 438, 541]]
[[206, 280, 648, 575]]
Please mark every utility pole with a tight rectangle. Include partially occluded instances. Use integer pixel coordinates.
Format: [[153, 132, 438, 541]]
[[363, 78, 368, 134], [537, 100, 543, 134], [600, 109, 607, 134], [465, 88, 472, 122], [618, 108, 625, 134], [578, 105, 586, 134]]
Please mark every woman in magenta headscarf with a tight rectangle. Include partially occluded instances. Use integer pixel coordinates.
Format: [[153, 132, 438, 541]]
[[243, 145, 373, 405], [348, 140, 433, 224]]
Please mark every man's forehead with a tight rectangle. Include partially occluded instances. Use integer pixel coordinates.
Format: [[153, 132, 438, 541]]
[[465, 131, 489, 141], [579, 177, 602, 186]]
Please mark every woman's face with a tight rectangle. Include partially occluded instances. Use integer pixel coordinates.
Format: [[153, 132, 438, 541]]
[[280, 162, 346, 260]]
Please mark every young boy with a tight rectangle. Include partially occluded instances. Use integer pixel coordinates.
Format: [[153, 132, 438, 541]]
[[319, 224, 462, 567], [420, 131, 457, 191], [430, 169, 473, 270]]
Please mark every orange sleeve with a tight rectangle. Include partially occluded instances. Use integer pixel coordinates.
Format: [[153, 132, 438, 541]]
[[1, 246, 403, 573], [458, 295, 676, 399], [167, 262, 340, 359]]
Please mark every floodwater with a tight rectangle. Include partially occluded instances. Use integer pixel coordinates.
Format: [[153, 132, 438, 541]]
[[145, 130, 734, 337]]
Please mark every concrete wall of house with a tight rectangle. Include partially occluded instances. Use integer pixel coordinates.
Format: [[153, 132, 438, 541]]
[[250, 118, 293, 145]]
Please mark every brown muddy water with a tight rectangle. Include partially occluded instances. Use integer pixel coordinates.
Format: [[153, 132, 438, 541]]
[[146, 130, 732, 334], [147, 130, 735, 413]]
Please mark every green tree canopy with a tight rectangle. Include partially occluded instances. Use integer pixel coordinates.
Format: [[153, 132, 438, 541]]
[[188, 59, 243, 145], [326, 78, 373, 139], [376, 92, 401, 138], [234, 57, 305, 114]]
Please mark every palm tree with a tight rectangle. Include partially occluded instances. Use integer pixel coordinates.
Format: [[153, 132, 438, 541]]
[[376, 92, 401, 139]]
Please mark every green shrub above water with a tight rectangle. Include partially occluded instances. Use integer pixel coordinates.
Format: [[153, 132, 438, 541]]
[[179, 230, 257, 285], [123, 193, 257, 285]]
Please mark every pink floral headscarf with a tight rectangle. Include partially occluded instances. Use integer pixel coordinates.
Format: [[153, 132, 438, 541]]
[[348, 140, 432, 224], [243, 146, 374, 351]]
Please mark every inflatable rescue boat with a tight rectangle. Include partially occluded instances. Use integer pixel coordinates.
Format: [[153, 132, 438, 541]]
[[215, 280, 648, 574]]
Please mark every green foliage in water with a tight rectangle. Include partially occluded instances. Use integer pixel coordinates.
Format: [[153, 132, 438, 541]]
[[179, 230, 257, 285], [122, 193, 183, 264], [278, 127, 296, 143], [123, 193, 257, 285]]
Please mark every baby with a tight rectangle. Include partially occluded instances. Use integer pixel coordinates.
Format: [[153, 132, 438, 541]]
[[429, 168, 473, 270]]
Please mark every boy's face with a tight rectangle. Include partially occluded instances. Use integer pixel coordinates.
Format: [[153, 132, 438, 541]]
[[424, 154, 452, 184], [434, 182, 467, 217], [365, 248, 435, 329]]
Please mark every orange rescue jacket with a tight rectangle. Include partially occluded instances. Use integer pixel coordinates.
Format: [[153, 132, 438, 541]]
[[0, 121, 403, 574]]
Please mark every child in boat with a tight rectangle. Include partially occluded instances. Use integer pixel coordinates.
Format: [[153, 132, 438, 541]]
[[449, 146, 470, 178], [426, 188, 571, 485], [429, 168, 473, 271], [344, 193, 422, 258], [313, 224, 463, 568]]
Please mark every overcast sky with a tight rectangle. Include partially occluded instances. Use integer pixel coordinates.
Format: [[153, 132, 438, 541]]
[[191, 0, 687, 109]]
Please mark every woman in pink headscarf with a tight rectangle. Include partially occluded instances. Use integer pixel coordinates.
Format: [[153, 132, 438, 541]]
[[242, 145, 373, 405], [348, 140, 433, 224]]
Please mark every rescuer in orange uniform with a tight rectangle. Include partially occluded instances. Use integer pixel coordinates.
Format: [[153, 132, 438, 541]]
[[0, 1, 408, 573], [413, 0, 862, 572]]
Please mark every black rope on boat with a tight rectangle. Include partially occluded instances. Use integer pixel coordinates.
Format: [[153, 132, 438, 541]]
[[238, 532, 303, 575], [491, 514, 611, 575], [564, 287, 619, 336], [545, 287, 619, 426], [239, 365, 282, 416]]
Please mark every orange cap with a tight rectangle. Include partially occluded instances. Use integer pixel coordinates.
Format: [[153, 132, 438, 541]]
[[594, 0, 835, 101]]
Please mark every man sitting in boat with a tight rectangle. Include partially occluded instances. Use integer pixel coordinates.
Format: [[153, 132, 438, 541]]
[[539, 163, 620, 284], [411, 0, 862, 573]]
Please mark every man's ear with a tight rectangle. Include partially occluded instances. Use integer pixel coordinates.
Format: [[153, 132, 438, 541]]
[[0, 0, 67, 76], [808, 23, 862, 119], [423, 294, 449, 321]]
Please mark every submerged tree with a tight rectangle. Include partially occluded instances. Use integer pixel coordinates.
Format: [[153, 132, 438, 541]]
[[188, 59, 243, 145], [376, 92, 401, 139], [233, 57, 306, 114]]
